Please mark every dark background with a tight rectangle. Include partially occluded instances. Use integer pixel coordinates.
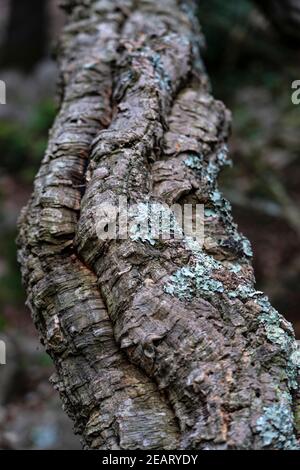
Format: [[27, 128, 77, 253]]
[[0, 0, 299, 449]]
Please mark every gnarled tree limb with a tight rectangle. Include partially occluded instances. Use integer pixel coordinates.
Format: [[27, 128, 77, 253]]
[[18, 0, 300, 449]]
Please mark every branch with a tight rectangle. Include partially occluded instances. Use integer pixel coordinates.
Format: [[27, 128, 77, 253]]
[[18, 0, 300, 449]]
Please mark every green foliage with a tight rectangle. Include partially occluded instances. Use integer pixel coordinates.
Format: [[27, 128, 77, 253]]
[[0, 94, 56, 332], [0, 228, 25, 309], [198, 0, 297, 100], [0, 99, 56, 183], [198, 0, 252, 62], [36, 352, 53, 367], [0, 315, 6, 331]]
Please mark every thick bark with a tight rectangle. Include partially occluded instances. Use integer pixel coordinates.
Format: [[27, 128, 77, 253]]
[[17, 0, 300, 449]]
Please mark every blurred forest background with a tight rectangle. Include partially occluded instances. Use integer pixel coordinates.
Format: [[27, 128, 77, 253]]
[[0, 0, 299, 449]]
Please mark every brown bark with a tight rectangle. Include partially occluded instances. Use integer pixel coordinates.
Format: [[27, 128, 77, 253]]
[[17, 0, 300, 449]]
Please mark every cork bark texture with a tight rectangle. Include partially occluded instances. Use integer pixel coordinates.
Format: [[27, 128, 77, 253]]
[[17, 0, 300, 450]]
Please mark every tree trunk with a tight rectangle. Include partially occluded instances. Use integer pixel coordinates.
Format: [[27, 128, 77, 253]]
[[17, 0, 300, 450]]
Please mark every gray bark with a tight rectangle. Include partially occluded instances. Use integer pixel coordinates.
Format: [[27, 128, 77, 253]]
[[17, 0, 300, 449]]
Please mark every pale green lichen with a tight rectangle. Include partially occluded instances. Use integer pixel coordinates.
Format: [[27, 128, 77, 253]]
[[227, 284, 258, 300], [256, 400, 299, 449], [257, 297, 293, 350], [129, 202, 183, 245], [254, 295, 300, 389], [164, 267, 195, 300], [129, 203, 156, 245], [165, 231, 298, 391], [264, 324, 292, 350], [204, 145, 231, 185], [194, 261, 224, 293], [211, 189, 223, 205], [228, 263, 242, 274], [165, 142, 299, 438], [287, 348, 300, 390], [163, 251, 224, 300], [217, 145, 231, 166], [150, 51, 172, 91], [241, 237, 253, 257], [205, 161, 219, 184], [228, 283, 299, 391], [185, 147, 252, 260], [184, 235, 203, 254], [290, 349, 300, 367], [184, 153, 203, 170], [227, 280, 296, 363], [204, 208, 217, 218], [210, 188, 234, 222]]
